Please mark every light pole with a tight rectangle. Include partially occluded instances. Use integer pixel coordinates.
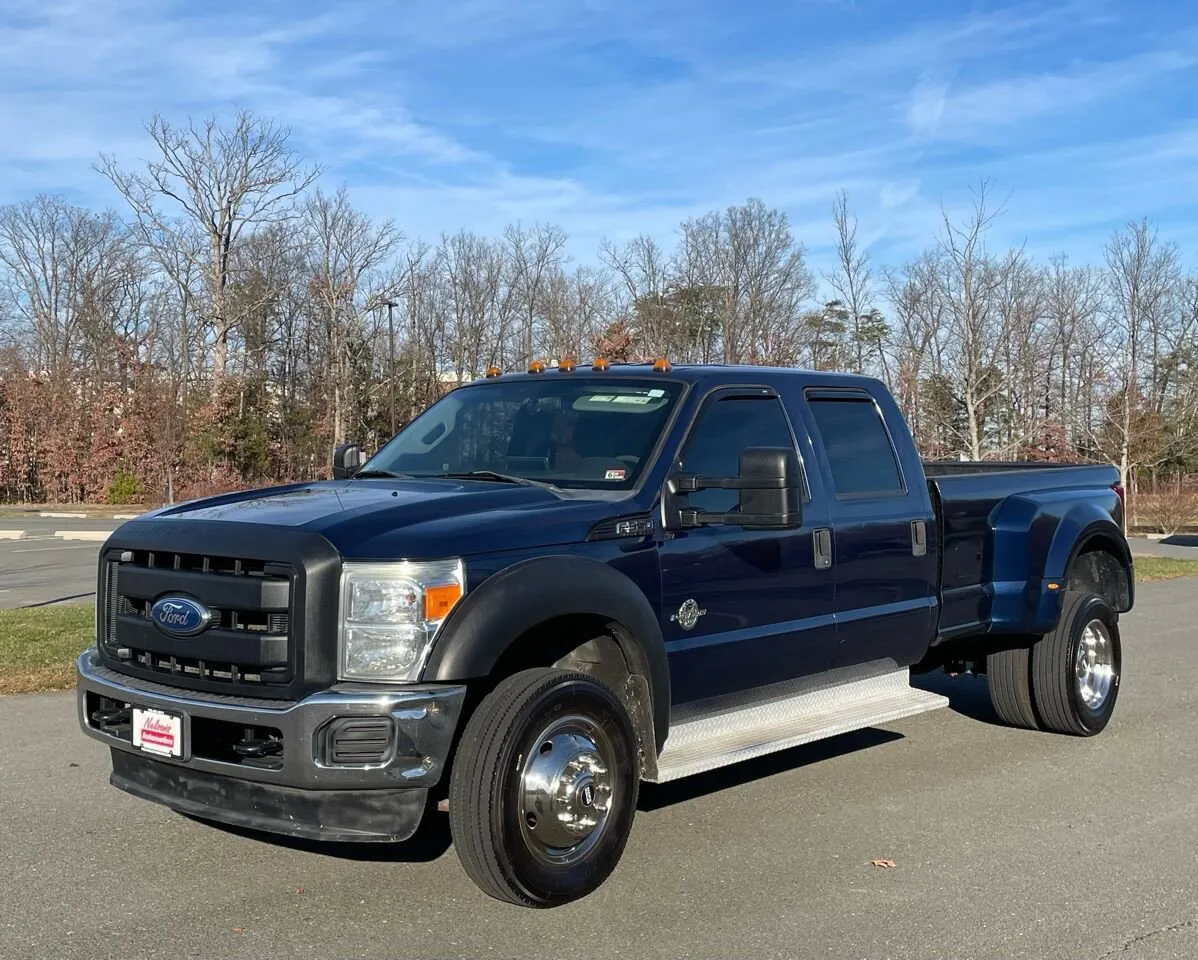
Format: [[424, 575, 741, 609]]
[[384, 299, 398, 437]]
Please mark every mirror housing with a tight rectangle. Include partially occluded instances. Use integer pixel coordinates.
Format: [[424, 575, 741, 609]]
[[666, 446, 802, 530], [333, 442, 363, 480]]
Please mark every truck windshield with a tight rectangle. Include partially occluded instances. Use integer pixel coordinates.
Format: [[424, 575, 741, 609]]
[[358, 377, 684, 490]]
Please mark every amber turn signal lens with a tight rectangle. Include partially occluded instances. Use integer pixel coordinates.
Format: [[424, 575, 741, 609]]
[[528, 360, 546, 373], [592, 357, 609, 371], [652, 357, 671, 372], [424, 583, 463, 621], [559, 357, 576, 372]]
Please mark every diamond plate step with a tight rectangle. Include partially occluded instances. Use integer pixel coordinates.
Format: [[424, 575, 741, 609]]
[[649, 667, 948, 783]]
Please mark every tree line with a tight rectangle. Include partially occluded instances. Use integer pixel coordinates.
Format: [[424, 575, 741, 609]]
[[1, 110, 1195, 527]]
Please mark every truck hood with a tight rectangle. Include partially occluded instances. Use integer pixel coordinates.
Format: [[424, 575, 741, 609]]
[[133, 479, 628, 559]]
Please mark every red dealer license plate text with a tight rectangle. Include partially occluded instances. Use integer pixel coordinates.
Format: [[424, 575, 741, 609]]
[[131, 707, 183, 758]]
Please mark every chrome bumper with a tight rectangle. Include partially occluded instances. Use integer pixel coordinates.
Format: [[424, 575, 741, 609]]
[[76, 649, 466, 791]]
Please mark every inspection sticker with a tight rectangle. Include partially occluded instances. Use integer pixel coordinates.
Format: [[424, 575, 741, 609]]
[[604, 468, 627, 480]]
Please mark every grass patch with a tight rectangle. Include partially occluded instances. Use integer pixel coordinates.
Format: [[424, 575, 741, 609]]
[[0, 604, 93, 696], [1133, 556, 1198, 583]]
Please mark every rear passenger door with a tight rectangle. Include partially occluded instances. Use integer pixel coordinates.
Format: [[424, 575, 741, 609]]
[[801, 389, 937, 671]]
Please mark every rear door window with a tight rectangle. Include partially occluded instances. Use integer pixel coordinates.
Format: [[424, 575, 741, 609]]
[[806, 396, 904, 497]]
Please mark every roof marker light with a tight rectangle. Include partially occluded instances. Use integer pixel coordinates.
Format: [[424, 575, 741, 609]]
[[559, 357, 576, 372], [528, 360, 546, 374], [485, 366, 501, 378], [652, 357, 672, 372], [592, 357, 609, 371]]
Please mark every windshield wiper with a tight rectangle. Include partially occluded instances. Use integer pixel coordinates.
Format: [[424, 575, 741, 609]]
[[435, 470, 553, 488], [350, 469, 412, 479]]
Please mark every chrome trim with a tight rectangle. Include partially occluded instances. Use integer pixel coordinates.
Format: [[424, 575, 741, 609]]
[[76, 649, 465, 790]]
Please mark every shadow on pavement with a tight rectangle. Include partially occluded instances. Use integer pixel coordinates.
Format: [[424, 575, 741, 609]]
[[1162, 534, 1198, 547], [912, 670, 1004, 726], [638, 726, 903, 811]]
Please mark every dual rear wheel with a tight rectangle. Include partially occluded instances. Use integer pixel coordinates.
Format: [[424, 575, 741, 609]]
[[987, 591, 1122, 735]]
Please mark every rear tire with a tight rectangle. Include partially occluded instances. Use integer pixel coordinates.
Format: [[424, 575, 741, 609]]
[[448, 668, 640, 907], [1031, 591, 1121, 736], [987, 645, 1038, 730]]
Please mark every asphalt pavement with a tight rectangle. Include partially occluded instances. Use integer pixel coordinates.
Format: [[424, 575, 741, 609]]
[[1, 578, 1196, 959], [0, 519, 124, 608]]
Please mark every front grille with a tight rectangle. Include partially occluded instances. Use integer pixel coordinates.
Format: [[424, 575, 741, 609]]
[[100, 548, 296, 698]]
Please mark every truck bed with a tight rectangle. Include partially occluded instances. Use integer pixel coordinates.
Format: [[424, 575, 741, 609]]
[[925, 461, 1122, 640]]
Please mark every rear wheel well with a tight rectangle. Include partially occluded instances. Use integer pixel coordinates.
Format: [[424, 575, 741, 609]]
[[483, 614, 658, 779], [1067, 540, 1130, 611]]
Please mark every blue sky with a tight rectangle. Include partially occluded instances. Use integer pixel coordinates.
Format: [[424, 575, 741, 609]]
[[2, 0, 1197, 278]]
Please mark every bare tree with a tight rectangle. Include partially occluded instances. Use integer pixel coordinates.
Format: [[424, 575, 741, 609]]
[[302, 187, 401, 444], [1099, 220, 1182, 519], [826, 190, 888, 378], [98, 110, 319, 387]]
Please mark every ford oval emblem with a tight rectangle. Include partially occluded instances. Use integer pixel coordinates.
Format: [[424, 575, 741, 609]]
[[150, 596, 213, 637]]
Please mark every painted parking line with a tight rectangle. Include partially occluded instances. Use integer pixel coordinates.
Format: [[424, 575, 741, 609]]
[[9, 544, 106, 553]]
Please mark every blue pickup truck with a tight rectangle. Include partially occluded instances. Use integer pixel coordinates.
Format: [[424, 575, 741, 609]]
[[77, 361, 1132, 906]]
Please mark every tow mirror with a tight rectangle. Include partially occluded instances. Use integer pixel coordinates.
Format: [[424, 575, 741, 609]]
[[333, 442, 363, 480], [665, 446, 802, 530]]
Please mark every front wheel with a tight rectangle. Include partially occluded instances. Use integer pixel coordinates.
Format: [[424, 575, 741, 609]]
[[448, 668, 640, 907]]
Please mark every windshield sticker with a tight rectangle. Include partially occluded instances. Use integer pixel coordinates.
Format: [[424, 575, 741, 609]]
[[604, 468, 627, 481], [612, 395, 652, 404], [648, 389, 665, 397]]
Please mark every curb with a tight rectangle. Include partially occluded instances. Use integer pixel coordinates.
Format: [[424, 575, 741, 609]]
[[54, 531, 110, 542], [39, 512, 89, 519]]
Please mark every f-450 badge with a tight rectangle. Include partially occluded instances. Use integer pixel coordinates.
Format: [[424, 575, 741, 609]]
[[670, 598, 707, 631]]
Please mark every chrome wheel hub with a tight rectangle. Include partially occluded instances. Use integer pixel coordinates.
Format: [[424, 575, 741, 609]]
[[1075, 618, 1116, 710], [518, 716, 614, 862]]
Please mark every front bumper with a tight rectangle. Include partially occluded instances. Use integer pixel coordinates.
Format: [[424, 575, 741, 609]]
[[76, 649, 466, 842]]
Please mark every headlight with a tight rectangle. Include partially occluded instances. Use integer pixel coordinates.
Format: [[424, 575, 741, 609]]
[[338, 559, 464, 682]]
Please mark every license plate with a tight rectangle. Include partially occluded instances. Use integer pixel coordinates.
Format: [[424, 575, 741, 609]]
[[132, 707, 183, 758]]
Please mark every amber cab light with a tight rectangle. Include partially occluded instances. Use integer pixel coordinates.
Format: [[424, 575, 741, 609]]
[[652, 357, 672, 372], [592, 357, 609, 371], [528, 360, 546, 374], [485, 365, 501, 378], [559, 357, 576, 372]]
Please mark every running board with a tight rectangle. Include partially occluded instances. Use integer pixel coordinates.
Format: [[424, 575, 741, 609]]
[[648, 667, 948, 784]]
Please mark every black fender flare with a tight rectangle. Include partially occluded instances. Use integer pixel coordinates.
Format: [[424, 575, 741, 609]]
[[421, 555, 670, 752]]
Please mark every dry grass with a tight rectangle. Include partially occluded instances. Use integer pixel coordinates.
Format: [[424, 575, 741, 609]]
[[1132, 556, 1198, 583]]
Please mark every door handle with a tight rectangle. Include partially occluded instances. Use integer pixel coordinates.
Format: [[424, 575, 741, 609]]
[[813, 528, 832, 569], [911, 520, 927, 557]]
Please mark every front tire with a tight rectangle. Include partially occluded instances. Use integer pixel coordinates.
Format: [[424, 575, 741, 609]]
[[448, 668, 640, 907]]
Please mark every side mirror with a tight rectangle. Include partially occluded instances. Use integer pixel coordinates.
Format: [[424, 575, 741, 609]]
[[665, 446, 802, 530], [333, 442, 363, 480], [735, 447, 802, 528]]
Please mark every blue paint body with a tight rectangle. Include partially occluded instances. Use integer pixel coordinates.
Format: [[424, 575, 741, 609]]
[[137, 365, 1132, 708]]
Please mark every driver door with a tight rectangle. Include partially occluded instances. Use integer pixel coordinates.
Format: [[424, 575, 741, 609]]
[[658, 388, 836, 706]]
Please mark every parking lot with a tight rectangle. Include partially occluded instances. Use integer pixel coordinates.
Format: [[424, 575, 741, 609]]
[[0, 517, 125, 609], [0, 577, 1194, 959]]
